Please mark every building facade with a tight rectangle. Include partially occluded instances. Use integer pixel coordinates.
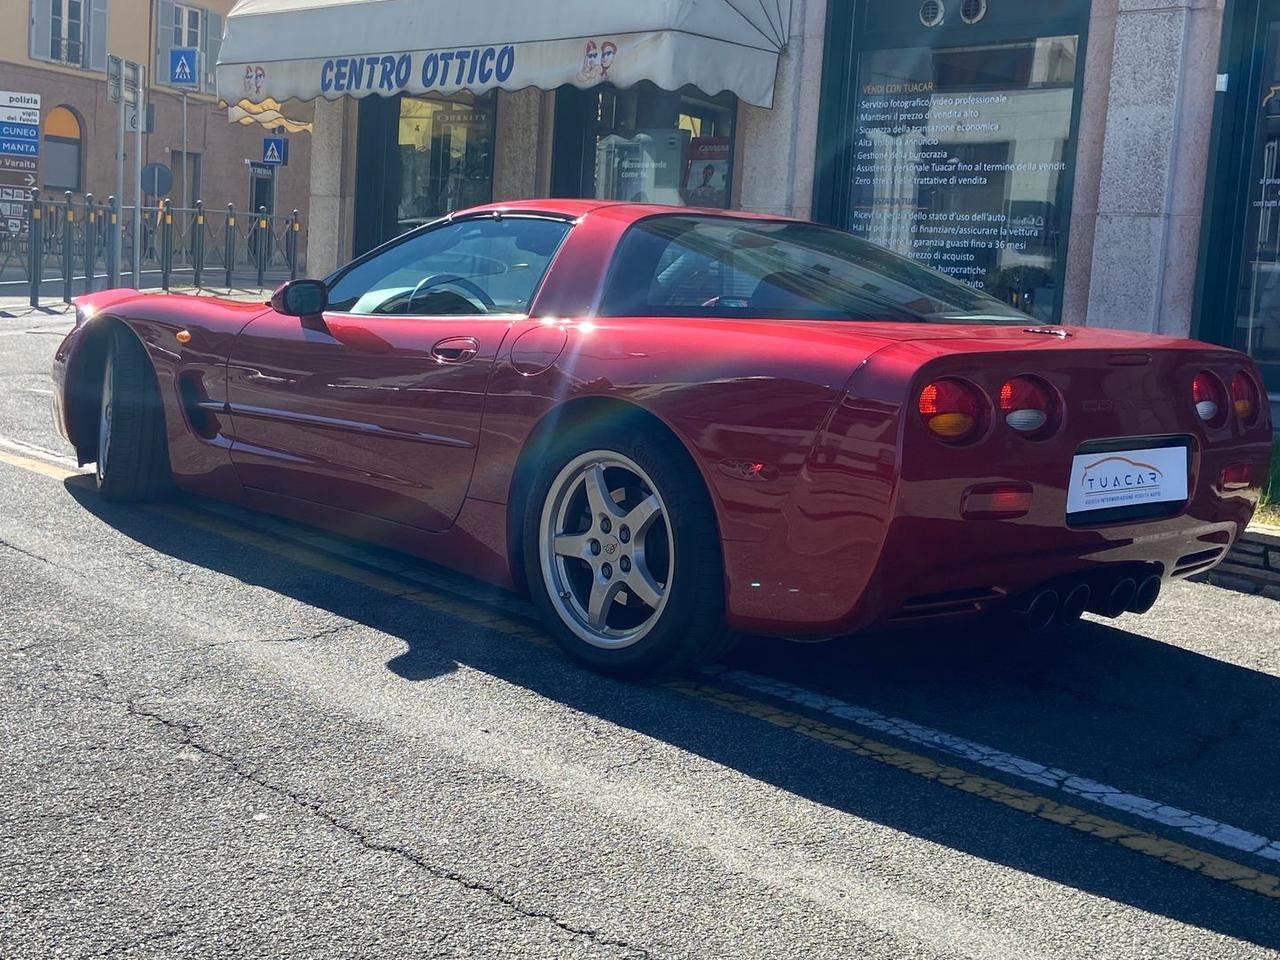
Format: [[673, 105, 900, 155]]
[[2, 0, 310, 221], [219, 0, 1280, 412]]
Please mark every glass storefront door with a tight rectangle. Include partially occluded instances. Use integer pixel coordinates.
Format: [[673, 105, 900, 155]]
[[1228, 12, 1280, 391]]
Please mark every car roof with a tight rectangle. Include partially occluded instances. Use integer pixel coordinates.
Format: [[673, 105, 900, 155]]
[[460, 198, 804, 226]]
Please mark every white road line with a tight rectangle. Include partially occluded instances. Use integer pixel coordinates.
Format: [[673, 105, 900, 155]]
[[706, 666, 1280, 863]]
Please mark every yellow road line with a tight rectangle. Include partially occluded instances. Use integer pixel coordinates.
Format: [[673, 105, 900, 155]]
[[0, 448, 82, 482], [665, 680, 1280, 900], [6, 448, 1280, 901]]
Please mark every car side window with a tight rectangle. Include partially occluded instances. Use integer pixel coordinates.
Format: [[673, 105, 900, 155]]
[[599, 215, 1026, 323], [326, 217, 572, 316]]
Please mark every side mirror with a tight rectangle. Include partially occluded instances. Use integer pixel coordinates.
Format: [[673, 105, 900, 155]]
[[270, 279, 328, 318]]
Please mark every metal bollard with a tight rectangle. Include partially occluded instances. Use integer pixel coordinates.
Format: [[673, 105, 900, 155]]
[[83, 194, 96, 294], [161, 199, 173, 291], [192, 200, 204, 289], [62, 191, 74, 304], [255, 206, 267, 289], [288, 209, 300, 281], [105, 195, 119, 288], [27, 189, 42, 308], [224, 204, 235, 289]]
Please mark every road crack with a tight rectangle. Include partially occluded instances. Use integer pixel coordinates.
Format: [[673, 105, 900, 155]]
[[120, 697, 656, 959], [0, 536, 56, 567]]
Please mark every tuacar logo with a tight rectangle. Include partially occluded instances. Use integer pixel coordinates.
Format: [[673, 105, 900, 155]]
[[1079, 455, 1162, 497]]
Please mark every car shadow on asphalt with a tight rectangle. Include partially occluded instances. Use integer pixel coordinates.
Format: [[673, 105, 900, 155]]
[[68, 479, 1280, 949]]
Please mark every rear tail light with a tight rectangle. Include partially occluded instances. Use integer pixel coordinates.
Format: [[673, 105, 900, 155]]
[[918, 379, 984, 442], [999, 376, 1057, 436], [962, 482, 1033, 518], [1220, 462, 1253, 491], [1231, 371, 1260, 424], [1191, 372, 1224, 424]]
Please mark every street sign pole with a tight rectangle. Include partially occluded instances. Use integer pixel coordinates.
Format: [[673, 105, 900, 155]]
[[168, 48, 199, 214], [182, 92, 188, 211], [109, 57, 125, 286], [132, 66, 145, 290]]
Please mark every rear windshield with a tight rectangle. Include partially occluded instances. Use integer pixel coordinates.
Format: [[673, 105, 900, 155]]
[[599, 215, 1030, 324]]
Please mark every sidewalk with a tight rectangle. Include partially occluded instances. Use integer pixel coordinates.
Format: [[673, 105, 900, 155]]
[[0, 286, 273, 319]]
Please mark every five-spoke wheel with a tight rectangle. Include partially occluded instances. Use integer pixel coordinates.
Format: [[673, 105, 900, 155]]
[[524, 427, 731, 677], [540, 453, 673, 649]]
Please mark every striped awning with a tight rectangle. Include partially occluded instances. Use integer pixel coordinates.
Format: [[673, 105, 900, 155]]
[[216, 0, 792, 109]]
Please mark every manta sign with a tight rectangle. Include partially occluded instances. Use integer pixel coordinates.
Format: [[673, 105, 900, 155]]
[[215, 0, 792, 109]]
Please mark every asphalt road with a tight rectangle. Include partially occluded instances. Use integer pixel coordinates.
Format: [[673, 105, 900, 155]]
[[2, 309, 1279, 959]]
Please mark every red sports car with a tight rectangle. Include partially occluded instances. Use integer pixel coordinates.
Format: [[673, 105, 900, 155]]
[[52, 201, 1274, 675]]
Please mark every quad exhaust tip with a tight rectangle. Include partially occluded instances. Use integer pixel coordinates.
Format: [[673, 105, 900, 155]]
[[1020, 574, 1159, 628], [1130, 575, 1162, 615], [1018, 589, 1060, 633], [1061, 583, 1092, 623]]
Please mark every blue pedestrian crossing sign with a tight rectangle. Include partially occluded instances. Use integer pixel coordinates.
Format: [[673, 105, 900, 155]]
[[169, 47, 198, 87], [262, 137, 288, 166]]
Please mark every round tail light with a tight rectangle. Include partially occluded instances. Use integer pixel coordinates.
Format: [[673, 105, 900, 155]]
[[1191, 372, 1224, 424], [919, 379, 984, 442], [1231, 371, 1260, 424], [999, 376, 1057, 436]]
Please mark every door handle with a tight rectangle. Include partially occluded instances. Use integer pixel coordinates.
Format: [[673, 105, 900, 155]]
[[431, 337, 479, 364]]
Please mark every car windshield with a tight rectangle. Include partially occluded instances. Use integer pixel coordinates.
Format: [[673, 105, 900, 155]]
[[600, 215, 1030, 324]]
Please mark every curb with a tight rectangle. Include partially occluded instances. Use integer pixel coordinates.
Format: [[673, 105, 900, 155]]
[[1202, 525, 1280, 600]]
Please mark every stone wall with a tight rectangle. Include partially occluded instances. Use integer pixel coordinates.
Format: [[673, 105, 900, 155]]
[[735, 0, 826, 219], [1205, 526, 1280, 600], [1075, 0, 1225, 335]]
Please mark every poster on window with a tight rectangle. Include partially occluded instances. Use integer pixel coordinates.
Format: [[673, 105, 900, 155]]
[[682, 137, 731, 209]]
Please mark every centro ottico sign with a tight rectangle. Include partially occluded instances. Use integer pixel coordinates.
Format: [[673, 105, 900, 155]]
[[320, 46, 517, 95]]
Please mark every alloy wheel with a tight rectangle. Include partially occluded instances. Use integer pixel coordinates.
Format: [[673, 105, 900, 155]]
[[539, 451, 674, 649], [97, 350, 113, 481]]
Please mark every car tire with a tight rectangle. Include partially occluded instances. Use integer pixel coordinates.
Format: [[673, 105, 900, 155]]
[[523, 425, 732, 678], [95, 327, 171, 502]]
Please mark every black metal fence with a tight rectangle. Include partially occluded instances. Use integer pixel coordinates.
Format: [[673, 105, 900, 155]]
[[0, 190, 305, 306]]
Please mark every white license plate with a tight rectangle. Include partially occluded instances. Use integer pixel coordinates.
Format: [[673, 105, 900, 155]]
[[1065, 445, 1189, 515]]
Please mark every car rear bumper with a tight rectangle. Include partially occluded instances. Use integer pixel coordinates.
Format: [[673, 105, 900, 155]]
[[721, 441, 1266, 637]]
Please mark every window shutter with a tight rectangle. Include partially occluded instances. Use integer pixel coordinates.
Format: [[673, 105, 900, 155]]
[[29, 0, 53, 62], [88, 0, 107, 71], [155, 0, 175, 81], [203, 9, 222, 93]]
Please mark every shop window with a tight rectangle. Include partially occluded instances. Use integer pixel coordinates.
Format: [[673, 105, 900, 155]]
[[353, 91, 497, 254], [43, 106, 82, 192], [840, 36, 1079, 323], [552, 81, 737, 209], [396, 93, 496, 231]]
